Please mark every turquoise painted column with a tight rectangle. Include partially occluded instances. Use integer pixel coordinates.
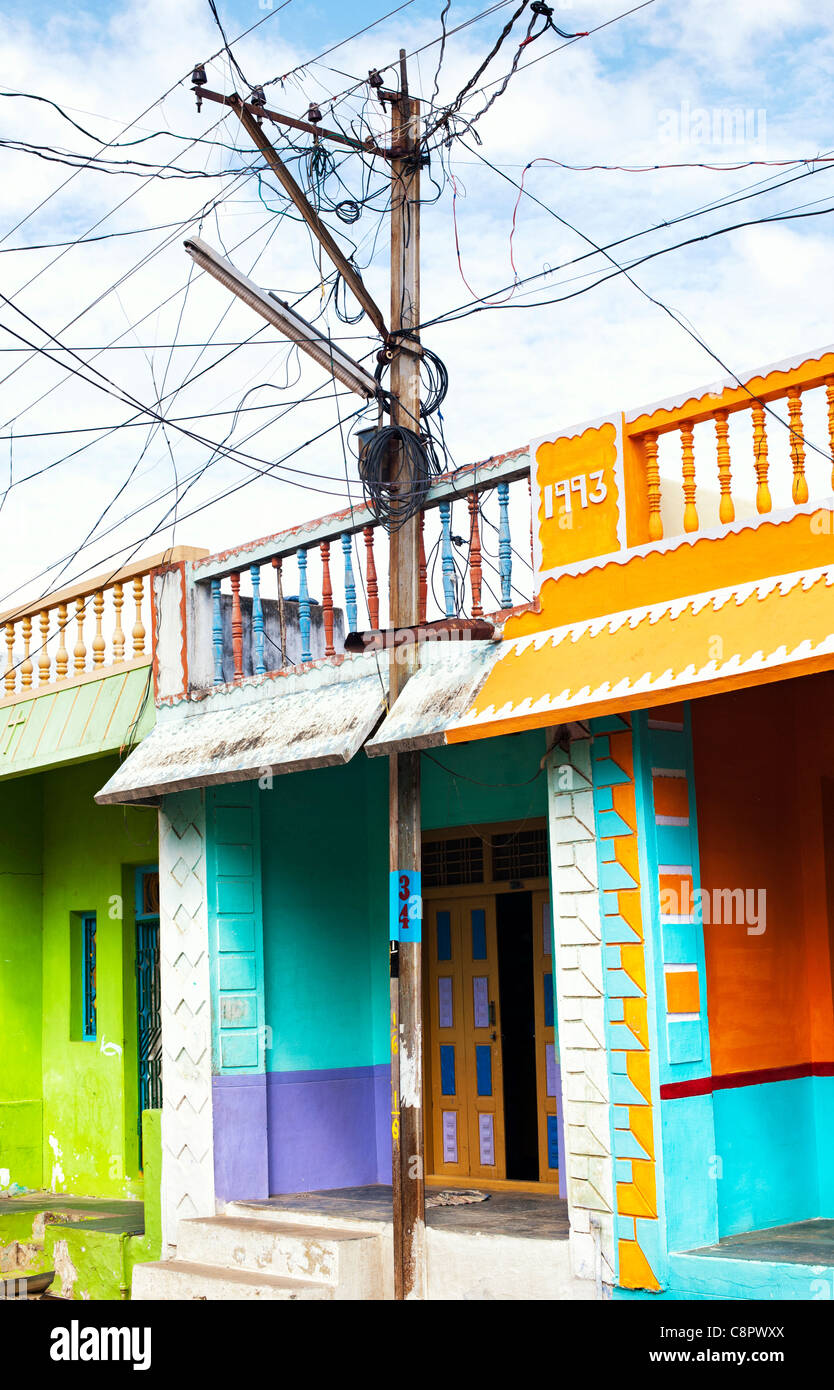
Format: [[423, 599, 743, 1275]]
[[206, 781, 268, 1201], [630, 707, 719, 1272]]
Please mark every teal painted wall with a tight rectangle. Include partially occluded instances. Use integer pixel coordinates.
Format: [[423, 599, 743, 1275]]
[[713, 1077, 827, 1236], [260, 733, 549, 1072], [0, 775, 44, 1189], [261, 756, 389, 1072], [421, 730, 548, 830]]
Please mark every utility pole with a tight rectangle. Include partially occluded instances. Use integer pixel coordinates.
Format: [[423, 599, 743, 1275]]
[[193, 50, 428, 1299], [385, 51, 426, 1302]]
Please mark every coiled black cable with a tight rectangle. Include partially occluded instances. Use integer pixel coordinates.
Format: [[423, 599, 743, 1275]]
[[373, 343, 449, 418], [360, 424, 443, 531]]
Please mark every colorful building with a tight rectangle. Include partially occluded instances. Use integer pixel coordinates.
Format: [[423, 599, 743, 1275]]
[[13, 340, 834, 1300], [0, 549, 204, 1299]]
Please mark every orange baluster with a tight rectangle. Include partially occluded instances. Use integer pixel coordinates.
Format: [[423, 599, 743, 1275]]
[[92, 590, 105, 666], [751, 402, 771, 513], [321, 541, 334, 657], [74, 598, 87, 672], [644, 433, 663, 541], [787, 387, 808, 505], [132, 577, 146, 657], [56, 604, 68, 682], [364, 526, 379, 629], [5, 621, 15, 694], [21, 615, 33, 688], [468, 493, 483, 618], [230, 571, 243, 680], [681, 424, 698, 533], [715, 411, 734, 524], [112, 583, 125, 664], [38, 609, 51, 686]]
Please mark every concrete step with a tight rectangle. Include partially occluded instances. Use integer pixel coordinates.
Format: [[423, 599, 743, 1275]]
[[132, 1258, 333, 1301], [176, 1215, 386, 1299], [227, 1200, 391, 1235]]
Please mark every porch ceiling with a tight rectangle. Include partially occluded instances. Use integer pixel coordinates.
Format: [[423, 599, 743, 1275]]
[[444, 563, 834, 742], [94, 655, 388, 804]]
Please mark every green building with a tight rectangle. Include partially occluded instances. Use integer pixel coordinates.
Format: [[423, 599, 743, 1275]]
[[0, 548, 202, 1299]]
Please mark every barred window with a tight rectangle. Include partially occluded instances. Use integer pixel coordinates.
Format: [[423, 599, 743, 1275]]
[[423, 836, 484, 888], [491, 827, 548, 882]]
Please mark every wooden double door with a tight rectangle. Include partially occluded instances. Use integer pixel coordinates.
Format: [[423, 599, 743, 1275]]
[[424, 889, 559, 1187]]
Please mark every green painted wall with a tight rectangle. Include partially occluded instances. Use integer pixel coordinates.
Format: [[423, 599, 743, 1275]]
[[0, 753, 157, 1200], [262, 756, 389, 1072], [260, 733, 548, 1072], [0, 775, 44, 1190], [40, 755, 157, 1198]]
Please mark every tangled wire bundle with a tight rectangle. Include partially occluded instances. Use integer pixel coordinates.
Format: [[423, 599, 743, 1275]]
[[374, 343, 449, 418], [360, 424, 443, 531]]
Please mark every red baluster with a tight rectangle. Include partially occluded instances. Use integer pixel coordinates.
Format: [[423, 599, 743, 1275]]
[[321, 541, 334, 657], [230, 571, 243, 680], [364, 525, 379, 629], [468, 493, 483, 618], [418, 510, 427, 625]]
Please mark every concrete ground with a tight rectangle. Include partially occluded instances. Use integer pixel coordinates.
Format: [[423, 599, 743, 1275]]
[[688, 1218, 834, 1265], [254, 1184, 570, 1240]]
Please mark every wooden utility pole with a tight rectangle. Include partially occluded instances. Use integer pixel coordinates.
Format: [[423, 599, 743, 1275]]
[[201, 52, 428, 1299], [387, 51, 426, 1301]]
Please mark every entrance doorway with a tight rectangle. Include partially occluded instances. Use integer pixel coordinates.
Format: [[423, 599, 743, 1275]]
[[135, 865, 162, 1163], [423, 823, 559, 1190]]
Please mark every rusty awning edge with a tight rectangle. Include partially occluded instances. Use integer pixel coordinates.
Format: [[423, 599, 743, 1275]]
[[365, 641, 502, 757], [95, 658, 388, 804]]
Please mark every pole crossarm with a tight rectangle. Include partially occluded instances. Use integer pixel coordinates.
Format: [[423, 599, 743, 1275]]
[[195, 85, 385, 155], [223, 96, 390, 342]]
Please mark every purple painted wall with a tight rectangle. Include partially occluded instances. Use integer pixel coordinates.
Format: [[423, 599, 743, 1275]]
[[212, 1073, 269, 1202], [266, 1064, 391, 1195]]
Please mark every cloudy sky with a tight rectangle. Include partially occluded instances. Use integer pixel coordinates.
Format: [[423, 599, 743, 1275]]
[[1, 0, 832, 610]]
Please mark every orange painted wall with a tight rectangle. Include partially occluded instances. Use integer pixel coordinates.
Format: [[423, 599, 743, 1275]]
[[691, 673, 834, 1076]]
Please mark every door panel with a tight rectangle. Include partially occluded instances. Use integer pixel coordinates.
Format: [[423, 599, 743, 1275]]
[[426, 896, 506, 1180], [532, 891, 560, 1183]]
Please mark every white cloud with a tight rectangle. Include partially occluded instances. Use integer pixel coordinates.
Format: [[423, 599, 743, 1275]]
[[0, 0, 832, 610]]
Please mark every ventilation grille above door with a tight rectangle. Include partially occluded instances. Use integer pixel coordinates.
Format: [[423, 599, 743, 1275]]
[[491, 827, 548, 882], [423, 836, 485, 888]]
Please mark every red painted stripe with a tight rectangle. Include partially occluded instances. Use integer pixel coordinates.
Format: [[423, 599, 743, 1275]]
[[660, 1060, 834, 1100]]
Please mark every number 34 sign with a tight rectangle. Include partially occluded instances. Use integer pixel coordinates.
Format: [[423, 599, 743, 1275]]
[[390, 871, 422, 943]]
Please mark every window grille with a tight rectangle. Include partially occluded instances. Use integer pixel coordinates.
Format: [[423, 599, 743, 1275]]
[[82, 914, 97, 1041], [423, 836, 484, 888], [491, 827, 548, 882]]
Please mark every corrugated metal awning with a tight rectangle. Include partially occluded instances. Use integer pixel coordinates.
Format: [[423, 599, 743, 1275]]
[[365, 640, 502, 757], [0, 664, 153, 781], [95, 654, 388, 804]]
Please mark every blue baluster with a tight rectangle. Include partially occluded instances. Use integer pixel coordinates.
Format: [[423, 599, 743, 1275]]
[[250, 562, 266, 675], [439, 500, 456, 617], [298, 548, 312, 663], [341, 533, 358, 636], [211, 578, 224, 685], [497, 481, 512, 608]]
